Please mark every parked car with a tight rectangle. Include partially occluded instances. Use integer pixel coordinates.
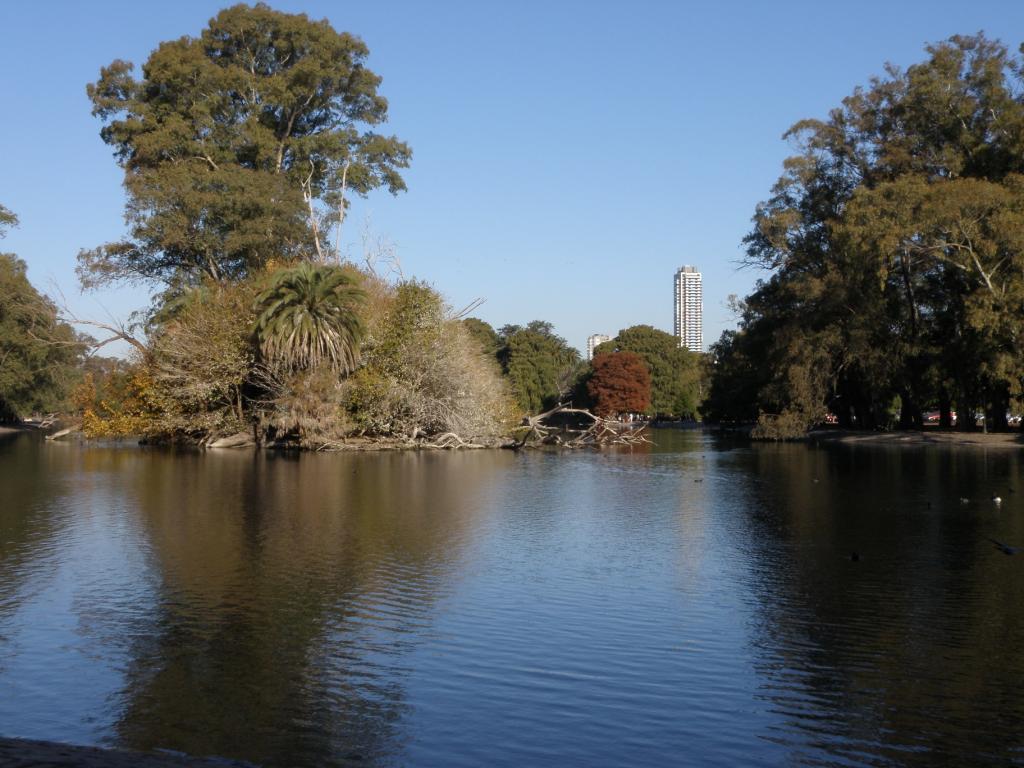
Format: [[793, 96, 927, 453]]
[[924, 410, 957, 426]]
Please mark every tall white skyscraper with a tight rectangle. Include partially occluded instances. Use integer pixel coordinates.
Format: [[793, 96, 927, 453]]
[[674, 266, 703, 352], [586, 334, 611, 360]]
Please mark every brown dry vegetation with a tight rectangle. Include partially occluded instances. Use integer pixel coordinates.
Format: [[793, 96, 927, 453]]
[[78, 265, 517, 449]]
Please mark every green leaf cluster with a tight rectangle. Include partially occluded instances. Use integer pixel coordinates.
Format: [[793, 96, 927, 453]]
[[0, 249, 86, 421], [81, 3, 411, 289], [496, 321, 582, 414], [254, 263, 365, 372]]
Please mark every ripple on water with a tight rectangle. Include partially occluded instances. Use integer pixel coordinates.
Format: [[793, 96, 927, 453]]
[[1, 433, 1024, 766]]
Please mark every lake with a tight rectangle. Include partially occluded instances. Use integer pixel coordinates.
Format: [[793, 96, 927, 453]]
[[1, 429, 1023, 767]]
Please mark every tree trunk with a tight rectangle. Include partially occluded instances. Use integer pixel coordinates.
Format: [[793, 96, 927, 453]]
[[938, 390, 953, 429], [957, 392, 976, 431], [837, 400, 853, 428], [854, 399, 876, 430], [898, 394, 913, 430], [988, 386, 1009, 432]]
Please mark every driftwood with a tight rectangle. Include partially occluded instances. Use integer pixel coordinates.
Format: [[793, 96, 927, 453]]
[[513, 404, 651, 449], [45, 423, 81, 441], [207, 431, 257, 449], [420, 432, 485, 449], [308, 430, 491, 451], [286, 407, 650, 452]]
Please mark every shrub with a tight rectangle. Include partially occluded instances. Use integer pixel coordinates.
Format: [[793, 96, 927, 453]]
[[348, 281, 515, 439]]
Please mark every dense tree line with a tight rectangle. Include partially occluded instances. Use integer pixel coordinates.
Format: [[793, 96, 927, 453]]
[[0, 208, 86, 421], [457, 319, 704, 420], [706, 34, 1024, 437], [457, 318, 582, 414]]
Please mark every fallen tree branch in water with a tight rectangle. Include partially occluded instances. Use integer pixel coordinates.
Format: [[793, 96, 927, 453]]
[[307, 432, 490, 451], [513, 404, 651, 449]]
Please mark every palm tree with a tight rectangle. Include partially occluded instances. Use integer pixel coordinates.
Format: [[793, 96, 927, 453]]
[[254, 263, 365, 373]]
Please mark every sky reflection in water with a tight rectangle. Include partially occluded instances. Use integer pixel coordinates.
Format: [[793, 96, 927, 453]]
[[1, 430, 1023, 767]]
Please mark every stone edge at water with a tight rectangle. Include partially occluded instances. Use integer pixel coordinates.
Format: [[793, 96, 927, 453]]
[[0, 738, 256, 768]]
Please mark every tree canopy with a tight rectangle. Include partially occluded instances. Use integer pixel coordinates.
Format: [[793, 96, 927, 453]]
[[347, 282, 514, 439], [0, 205, 15, 233], [708, 33, 1024, 434], [81, 3, 411, 289], [595, 325, 701, 417], [588, 352, 651, 417], [498, 321, 581, 414], [254, 263, 365, 372], [0, 212, 85, 420], [462, 317, 501, 357]]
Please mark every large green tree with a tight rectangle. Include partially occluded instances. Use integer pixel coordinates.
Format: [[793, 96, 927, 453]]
[[712, 33, 1024, 434], [595, 325, 701, 417], [498, 321, 581, 414], [81, 3, 411, 289]]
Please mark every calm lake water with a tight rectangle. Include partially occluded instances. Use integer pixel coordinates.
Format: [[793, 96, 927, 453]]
[[1, 429, 1024, 767]]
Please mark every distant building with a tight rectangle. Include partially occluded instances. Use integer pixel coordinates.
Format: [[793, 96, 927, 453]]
[[674, 266, 703, 352], [587, 333, 611, 360]]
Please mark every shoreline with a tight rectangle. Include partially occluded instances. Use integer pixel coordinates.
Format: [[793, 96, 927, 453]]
[[2, 427, 516, 451], [15, 423, 1024, 451], [807, 428, 1024, 448], [0, 737, 250, 767]]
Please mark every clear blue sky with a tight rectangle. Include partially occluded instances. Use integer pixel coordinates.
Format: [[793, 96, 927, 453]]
[[1, 1, 1021, 354]]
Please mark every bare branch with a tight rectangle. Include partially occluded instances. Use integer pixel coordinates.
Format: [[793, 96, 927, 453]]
[[302, 159, 325, 262], [450, 297, 485, 320], [47, 282, 148, 357], [359, 220, 403, 281], [195, 153, 219, 170], [334, 160, 350, 262], [513, 403, 652, 449]]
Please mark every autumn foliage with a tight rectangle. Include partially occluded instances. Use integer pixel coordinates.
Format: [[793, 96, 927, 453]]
[[587, 352, 651, 417]]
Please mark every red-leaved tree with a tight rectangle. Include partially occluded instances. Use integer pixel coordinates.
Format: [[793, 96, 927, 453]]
[[587, 352, 651, 417]]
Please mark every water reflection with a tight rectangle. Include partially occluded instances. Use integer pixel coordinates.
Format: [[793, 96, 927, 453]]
[[1, 438, 510, 765], [125, 450, 512, 766], [2, 432, 1024, 766], [734, 443, 1024, 766]]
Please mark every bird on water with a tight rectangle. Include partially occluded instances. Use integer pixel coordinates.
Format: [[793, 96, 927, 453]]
[[988, 538, 1021, 556]]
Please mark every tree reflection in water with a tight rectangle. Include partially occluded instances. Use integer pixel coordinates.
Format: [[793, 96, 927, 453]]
[[3, 432, 1024, 766], [112, 449, 504, 766], [733, 442, 1024, 766]]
